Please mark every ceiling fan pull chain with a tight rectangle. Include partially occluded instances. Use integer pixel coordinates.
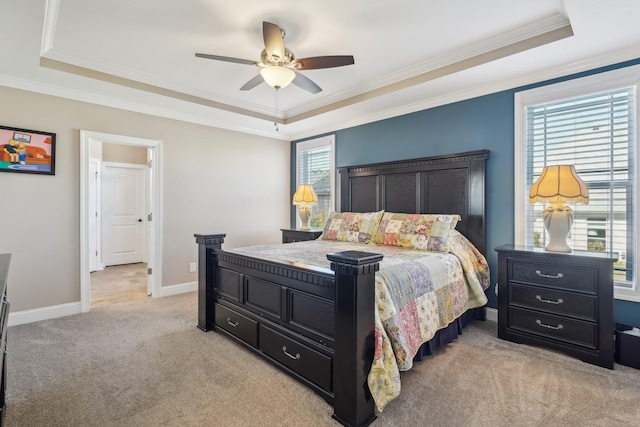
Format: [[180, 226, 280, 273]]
[[274, 89, 279, 132]]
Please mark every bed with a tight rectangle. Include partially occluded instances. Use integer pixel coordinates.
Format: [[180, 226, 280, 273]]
[[195, 149, 490, 427]]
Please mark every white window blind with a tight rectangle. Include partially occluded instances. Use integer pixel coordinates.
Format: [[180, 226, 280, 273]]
[[524, 87, 636, 288], [296, 136, 335, 228]]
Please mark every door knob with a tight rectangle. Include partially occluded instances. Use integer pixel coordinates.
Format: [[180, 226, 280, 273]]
[[138, 219, 143, 222]]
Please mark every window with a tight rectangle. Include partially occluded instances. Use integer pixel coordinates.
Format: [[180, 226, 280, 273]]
[[587, 217, 607, 252], [515, 65, 640, 302], [296, 135, 335, 229]]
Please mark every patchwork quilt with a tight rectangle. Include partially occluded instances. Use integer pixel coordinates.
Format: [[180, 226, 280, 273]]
[[227, 231, 490, 411]]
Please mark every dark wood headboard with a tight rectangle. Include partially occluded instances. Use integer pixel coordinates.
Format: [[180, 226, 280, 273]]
[[338, 150, 490, 255]]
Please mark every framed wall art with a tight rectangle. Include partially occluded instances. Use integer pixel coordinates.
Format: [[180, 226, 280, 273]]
[[0, 125, 56, 175]]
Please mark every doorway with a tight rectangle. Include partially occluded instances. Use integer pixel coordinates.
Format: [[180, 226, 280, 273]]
[[80, 131, 163, 312]]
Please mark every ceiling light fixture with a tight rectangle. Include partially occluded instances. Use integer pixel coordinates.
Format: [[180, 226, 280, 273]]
[[260, 66, 295, 89], [260, 65, 295, 132]]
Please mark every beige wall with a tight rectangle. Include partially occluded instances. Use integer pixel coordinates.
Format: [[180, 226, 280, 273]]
[[0, 85, 290, 312], [102, 142, 147, 165]]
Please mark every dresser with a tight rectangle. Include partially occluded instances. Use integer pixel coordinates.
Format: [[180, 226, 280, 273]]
[[0, 254, 10, 427], [495, 245, 616, 369], [280, 228, 323, 243]]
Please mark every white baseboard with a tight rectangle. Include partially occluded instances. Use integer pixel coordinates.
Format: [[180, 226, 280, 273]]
[[486, 307, 497, 322], [155, 281, 197, 298], [8, 282, 196, 327], [8, 302, 81, 327]]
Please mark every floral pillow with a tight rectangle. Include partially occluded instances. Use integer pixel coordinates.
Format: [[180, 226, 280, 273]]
[[371, 212, 460, 252], [320, 211, 384, 244]]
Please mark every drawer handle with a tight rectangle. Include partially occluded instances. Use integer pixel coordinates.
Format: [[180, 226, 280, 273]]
[[226, 317, 239, 327], [536, 319, 563, 330], [282, 346, 301, 360], [536, 295, 564, 305], [535, 270, 564, 279]]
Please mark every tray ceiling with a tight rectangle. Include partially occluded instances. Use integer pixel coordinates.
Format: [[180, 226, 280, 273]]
[[2, 0, 640, 140]]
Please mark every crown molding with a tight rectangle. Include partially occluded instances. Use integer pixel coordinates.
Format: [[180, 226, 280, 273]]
[[40, 49, 278, 119], [3, 37, 639, 143], [284, 14, 572, 119], [41, 0, 59, 55], [41, 0, 277, 118], [0, 73, 287, 140], [287, 45, 640, 140]]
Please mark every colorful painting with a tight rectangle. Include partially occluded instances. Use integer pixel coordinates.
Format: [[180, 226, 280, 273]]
[[0, 125, 56, 175]]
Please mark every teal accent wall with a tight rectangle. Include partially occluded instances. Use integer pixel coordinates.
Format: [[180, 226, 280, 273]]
[[292, 58, 640, 326]]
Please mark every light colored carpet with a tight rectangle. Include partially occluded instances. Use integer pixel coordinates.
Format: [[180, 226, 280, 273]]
[[6, 292, 640, 427], [90, 263, 147, 308]]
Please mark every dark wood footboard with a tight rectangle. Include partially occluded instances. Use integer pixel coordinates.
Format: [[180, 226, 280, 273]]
[[195, 233, 382, 427]]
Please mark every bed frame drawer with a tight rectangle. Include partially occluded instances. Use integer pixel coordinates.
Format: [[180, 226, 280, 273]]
[[259, 325, 332, 392], [215, 303, 258, 347]]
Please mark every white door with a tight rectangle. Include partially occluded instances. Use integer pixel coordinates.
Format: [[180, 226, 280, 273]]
[[88, 160, 100, 272], [102, 163, 146, 266]]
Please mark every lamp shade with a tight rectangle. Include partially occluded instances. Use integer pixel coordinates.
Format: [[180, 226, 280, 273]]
[[292, 184, 318, 205], [260, 66, 296, 89], [529, 165, 589, 205]]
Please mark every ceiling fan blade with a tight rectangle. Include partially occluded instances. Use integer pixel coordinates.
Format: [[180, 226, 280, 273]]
[[239, 74, 264, 91], [263, 21, 285, 59], [292, 72, 322, 94], [293, 55, 355, 70], [195, 53, 258, 66]]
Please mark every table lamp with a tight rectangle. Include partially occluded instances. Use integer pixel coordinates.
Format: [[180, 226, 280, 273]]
[[529, 165, 589, 252], [293, 184, 318, 230]]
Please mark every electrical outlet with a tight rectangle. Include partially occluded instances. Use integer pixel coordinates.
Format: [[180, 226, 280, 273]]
[[189, 262, 197, 273]]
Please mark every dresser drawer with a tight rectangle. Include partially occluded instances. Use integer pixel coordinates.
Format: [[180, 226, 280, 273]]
[[508, 307, 597, 349], [509, 260, 597, 294], [215, 304, 258, 347], [259, 325, 332, 392], [509, 284, 597, 321]]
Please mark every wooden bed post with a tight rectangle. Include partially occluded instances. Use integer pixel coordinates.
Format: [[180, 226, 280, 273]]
[[328, 250, 383, 427], [194, 233, 226, 332]]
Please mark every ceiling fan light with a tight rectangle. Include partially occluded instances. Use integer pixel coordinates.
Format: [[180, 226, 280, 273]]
[[260, 66, 295, 89]]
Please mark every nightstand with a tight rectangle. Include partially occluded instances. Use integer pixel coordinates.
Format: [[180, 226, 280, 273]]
[[495, 244, 617, 369], [281, 228, 323, 243]]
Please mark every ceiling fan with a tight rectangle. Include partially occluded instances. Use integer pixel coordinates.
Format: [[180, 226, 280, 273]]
[[195, 21, 354, 94]]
